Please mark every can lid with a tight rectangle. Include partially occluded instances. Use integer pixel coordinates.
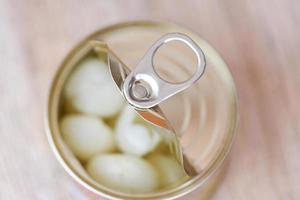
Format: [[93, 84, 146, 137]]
[[107, 33, 206, 176]]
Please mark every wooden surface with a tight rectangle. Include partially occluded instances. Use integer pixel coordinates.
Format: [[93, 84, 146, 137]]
[[0, 0, 299, 199]]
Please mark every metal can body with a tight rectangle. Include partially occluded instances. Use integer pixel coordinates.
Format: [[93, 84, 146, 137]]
[[46, 21, 238, 200]]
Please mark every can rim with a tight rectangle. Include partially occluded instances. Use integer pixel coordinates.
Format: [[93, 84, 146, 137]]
[[45, 20, 238, 200]]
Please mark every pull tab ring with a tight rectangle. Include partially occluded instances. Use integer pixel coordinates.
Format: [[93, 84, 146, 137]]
[[123, 33, 206, 109]]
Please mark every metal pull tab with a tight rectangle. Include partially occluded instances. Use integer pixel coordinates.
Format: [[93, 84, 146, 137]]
[[123, 33, 206, 109]]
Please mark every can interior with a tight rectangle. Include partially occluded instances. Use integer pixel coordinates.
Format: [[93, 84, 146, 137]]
[[47, 22, 237, 200]]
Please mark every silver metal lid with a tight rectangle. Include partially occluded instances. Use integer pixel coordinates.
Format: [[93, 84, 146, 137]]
[[108, 33, 206, 176]]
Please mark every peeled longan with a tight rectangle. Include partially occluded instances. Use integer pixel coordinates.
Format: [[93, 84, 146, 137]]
[[115, 105, 161, 157], [60, 115, 115, 161], [148, 154, 187, 187], [64, 57, 124, 117], [86, 154, 159, 193]]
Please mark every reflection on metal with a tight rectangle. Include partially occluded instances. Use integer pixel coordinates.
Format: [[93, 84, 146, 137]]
[[107, 33, 206, 176]]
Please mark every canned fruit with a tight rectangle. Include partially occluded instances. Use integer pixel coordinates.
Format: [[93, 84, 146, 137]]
[[116, 105, 161, 156], [86, 154, 159, 193], [59, 55, 188, 193], [60, 115, 115, 161], [147, 154, 187, 188], [64, 57, 124, 117]]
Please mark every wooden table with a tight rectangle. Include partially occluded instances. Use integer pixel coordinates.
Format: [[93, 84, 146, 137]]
[[0, 0, 299, 199]]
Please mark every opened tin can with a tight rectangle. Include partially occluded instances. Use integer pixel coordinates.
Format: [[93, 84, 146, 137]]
[[46, 21, 238, 199]]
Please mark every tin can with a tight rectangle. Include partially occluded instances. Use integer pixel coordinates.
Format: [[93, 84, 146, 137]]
[[46, 21, 238, 199]]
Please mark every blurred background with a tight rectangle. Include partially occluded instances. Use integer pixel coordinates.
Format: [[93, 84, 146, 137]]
[[0, 0, 299, 199]]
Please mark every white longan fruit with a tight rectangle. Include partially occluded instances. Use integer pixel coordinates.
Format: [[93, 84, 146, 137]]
[[115, 105, 161, 156], [60, 115, 115, 161], [148, 154, 187, 187], [86, 154, 159, 193], [64, 57, 124, 117]]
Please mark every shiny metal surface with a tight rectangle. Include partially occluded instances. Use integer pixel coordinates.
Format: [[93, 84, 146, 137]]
[[122, 33, 206, 109], [108, 47, 198, 176], [108, 32, 207, 176], [46, 21, 238, 200]]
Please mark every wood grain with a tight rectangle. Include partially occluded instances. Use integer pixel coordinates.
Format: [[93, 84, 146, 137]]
[[0, 0, 299, 199]]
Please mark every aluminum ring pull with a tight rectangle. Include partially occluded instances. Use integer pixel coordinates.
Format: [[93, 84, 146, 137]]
[[122, 32, 206, 109]]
